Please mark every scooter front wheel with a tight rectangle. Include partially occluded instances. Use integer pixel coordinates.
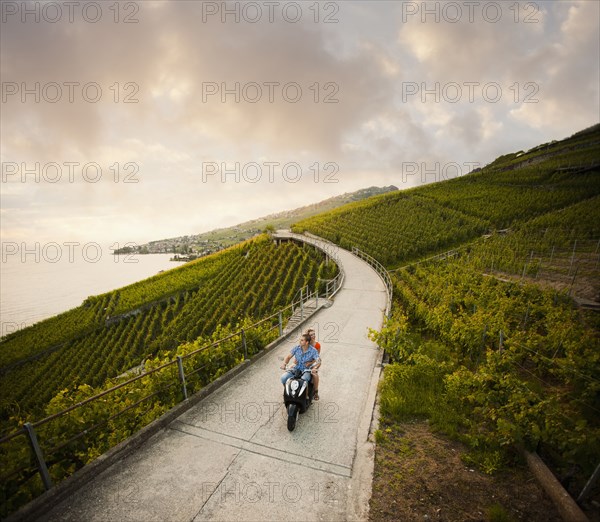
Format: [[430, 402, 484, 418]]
[[287, 404, 298, 431]]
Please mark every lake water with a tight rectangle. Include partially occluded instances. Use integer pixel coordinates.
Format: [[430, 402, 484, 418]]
[[1, 247, 179, 336]]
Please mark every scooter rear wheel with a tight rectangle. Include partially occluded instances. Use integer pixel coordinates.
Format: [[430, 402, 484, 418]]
[[287, 404, 298, 431]]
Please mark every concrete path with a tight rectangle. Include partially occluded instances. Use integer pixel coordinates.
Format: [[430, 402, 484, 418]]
[[38, 232, 388, 522]]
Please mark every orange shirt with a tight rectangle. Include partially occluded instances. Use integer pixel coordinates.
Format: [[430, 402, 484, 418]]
[[314, 341, 321, 354]]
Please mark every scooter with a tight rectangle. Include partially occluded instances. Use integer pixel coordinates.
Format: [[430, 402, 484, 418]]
[[282, 365, 317, 431]]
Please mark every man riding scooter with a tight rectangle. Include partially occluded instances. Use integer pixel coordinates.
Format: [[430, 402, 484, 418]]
[[280, 333, 320, 386], [280, 333, 321, 430]]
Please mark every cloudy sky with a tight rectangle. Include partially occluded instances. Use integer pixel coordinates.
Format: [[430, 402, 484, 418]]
[[1, 0, 599, 246]]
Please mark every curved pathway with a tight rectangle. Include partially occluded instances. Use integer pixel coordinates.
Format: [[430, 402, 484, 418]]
[[38, 232, 388, 522]]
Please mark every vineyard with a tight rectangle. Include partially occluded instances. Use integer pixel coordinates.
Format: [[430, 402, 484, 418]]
[[0, 235, 336, 422], [292, 193, 488, 266], [293, 125, 600, 268], [296, 124, 600, 507], [1, 234, 343, 516], [391, 194, 600, 301], [1, 124, 599, 517], [372, 248, 599, 500]]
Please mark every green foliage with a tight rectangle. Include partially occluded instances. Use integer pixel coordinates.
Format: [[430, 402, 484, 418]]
[[379, 351, 452, 422], [3, 125, 598, 516], [486, 503, 514, 522], [1, 234, 334, 516], [1, 236, 330, 420], [0, 319, 278, 516], [379, 255, 600, 478], [335, 127, 600, 481], [376, 325, 455, 423]]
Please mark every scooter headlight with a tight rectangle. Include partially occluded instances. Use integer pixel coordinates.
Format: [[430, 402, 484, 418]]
[[291, 380, 299, 391]]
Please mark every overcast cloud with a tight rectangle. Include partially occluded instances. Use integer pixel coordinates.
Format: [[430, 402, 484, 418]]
[[1, 0, 599, 245]]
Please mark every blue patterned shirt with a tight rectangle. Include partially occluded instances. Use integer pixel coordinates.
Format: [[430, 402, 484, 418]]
[[290, 345, 320, 370]]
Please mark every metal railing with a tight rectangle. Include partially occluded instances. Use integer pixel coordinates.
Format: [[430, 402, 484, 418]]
[[275, 230, 345, 302], [0, 309, 281, 500], [291, 286, 313, 322], [297, 232, 345, 299], [351, 247, 393, 318], [0, 267, 341, 516]]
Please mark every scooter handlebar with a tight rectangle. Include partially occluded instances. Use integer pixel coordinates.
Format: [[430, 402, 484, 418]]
[[280, 364, 319, 374]]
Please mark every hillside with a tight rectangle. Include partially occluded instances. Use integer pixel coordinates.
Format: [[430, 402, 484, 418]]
[[289, 124, 600, 516], [1, 125, 598, 518], [293, 124, 600, 269], [0, 236, 336, 420], [117, 185, 398, 257]]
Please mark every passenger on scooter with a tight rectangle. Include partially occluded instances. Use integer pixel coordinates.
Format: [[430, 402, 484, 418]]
[[306, 329, 321, 401], [307, 328, 321, 354], [280, 333, 320, 387]]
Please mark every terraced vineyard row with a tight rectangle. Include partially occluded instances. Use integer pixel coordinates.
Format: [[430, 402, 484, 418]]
[[293, 194, 488, 266], [2, 124, 598, 517], [0, 236, 334, 421], [0, 238, 284, 369], [419, 196, 600, 297], [420, 160, 599, 227], [293, 128, 600, 268], [0, 297, 106, 369]]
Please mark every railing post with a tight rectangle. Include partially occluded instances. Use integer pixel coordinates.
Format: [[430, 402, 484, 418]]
[[300, 297, 304, 321], [278, 311, 283, 337], [242, 328, 247, 359], [177, 356, 188, 400], [24, 422, 53, 491], [578, 462, 600, 502], [569, 265, 579, 296], [569, 240, 577, 276], [316, 291, 319, 308]]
